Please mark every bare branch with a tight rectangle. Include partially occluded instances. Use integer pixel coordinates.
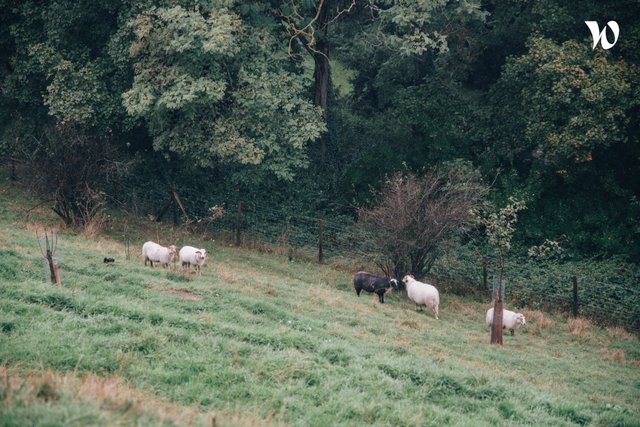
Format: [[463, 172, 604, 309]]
[[328, 0, 356, 25], [358, 169, 488, 279]]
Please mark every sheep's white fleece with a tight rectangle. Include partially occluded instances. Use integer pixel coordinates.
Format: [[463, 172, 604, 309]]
[[179, 246, 207, 273], [485, 307, 526, 333], [402, 275, 440, 319], [142, 241, 176, 268]]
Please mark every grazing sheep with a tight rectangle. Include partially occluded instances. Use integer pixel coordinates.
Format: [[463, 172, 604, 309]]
[[142, 241, 177, 268], [179, 246, 207, 274], [353, 271, 399, 303], [402, 275, 440, 319], [485, 307, 526, 336]]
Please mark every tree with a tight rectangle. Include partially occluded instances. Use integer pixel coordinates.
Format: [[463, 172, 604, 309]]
[[0, 0, 132, 226], [474, 0, 640, 259], [480, 197, 526, 345], [358, 163, 487, 279], [123, 5, 326, 182]]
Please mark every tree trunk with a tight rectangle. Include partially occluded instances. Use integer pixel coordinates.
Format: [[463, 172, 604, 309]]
[[312, 0, 330, 157], [491, 269, 504, 345]]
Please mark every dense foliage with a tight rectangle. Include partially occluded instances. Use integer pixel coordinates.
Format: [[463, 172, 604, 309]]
[[1, 0, 639, 261]]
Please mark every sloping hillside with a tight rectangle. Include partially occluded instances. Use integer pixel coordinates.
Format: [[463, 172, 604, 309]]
[[0, 178, 638, 426]]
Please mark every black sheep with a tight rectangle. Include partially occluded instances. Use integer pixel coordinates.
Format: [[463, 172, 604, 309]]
[[353, 271, 399, 303]]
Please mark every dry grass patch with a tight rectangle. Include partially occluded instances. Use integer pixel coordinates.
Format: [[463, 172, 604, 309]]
[[215, 266, 241, 284], [522, 309, 555, 335], [0, 365, 210, 425], [22, 221, 61, 235], [0, 365, 279, 426], [606, 327, 637, 343], [600, 349, 626, 364], [308, 286, 346, 308], [446, 299, 485, 318], [567, 317, 598, 340]]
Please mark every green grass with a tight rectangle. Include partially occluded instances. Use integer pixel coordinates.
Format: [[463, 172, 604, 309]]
[[0, 177, 639, 426]]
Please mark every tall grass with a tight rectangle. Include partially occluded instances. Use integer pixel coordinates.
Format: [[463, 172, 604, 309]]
[[1, 177, 639, 426]]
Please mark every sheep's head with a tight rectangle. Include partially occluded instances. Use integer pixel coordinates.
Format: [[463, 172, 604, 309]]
[[196, 249, 207, 261], [168, 245, 177, 258], [389, 278, 400, 290], [515, 313, 526, 326], [401, 274, 414, 285]]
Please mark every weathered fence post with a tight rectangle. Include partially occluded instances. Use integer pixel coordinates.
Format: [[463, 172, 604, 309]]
[[491, 281, 504, 345], [481, 256, 488, 292], [53, 262, 62, 286], [235, 202, 243, 246], [318, 219, 324, 263], [125, 239, 130, 260], [572, 275, 578, 318]]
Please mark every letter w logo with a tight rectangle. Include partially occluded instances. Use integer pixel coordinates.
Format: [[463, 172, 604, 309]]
[[585, 21, 620, 50]]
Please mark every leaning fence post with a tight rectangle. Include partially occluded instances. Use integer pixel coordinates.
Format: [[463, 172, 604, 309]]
[[572, 275, 578, 318], [318, 219, 324, 263], [235, 202, 243, 246]]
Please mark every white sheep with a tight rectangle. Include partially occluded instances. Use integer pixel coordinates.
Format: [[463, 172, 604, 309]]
[[485, 307, 526, 336], [402, 275, 440, 319], [142, 241, 177, 268], [179, 246, 207, 274]]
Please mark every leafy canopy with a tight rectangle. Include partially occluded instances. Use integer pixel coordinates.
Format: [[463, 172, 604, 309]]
[[123, 4, 326, 181]]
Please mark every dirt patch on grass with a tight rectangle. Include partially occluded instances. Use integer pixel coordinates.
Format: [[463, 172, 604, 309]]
[[162, 288, 203, 301]]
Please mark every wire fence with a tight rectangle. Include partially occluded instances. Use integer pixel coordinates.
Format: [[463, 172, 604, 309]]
[[205, 202, 373, 262], [200, 202, 640, 333]]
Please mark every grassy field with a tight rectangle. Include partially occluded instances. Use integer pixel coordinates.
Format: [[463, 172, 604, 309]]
[[0, 177, 639, 426]]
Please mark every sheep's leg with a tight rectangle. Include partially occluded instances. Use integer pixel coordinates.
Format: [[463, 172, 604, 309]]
[[434, 306, 439, 320], [355, 288, 361, 297], [378, 292, 384, 303], [150, 260, 154, 268]]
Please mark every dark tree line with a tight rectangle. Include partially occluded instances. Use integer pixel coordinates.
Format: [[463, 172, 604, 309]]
[[0, 0, 638, 262]]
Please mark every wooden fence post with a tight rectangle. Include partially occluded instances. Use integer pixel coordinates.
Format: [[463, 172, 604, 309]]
[[491, 284, 504, 345], [235, 202, 243, 246], [481, 256, 488, 292], [318, 219, 324, 263], [572, 275, 578, 318], [53, 262, 62, 286]]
